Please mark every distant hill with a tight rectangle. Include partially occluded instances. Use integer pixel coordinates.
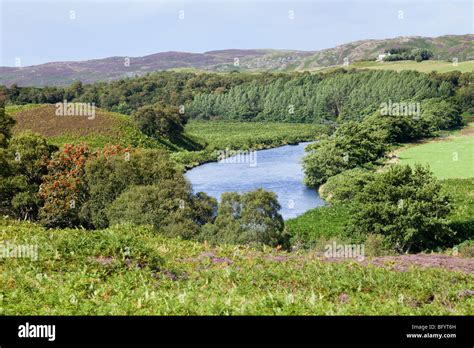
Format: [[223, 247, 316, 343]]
[[1, 34, 472, 87]]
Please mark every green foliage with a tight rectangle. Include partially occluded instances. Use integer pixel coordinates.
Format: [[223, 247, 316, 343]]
[[38, 144, 92, 228], [81, 146, 182, 229], [440, 179, 474, 242], [200, 189, 286, 247], [384, 48, 433, 62], [303, 121, 387, 186], [4, 218, 472, 315], [456, 79, 474, 113], [419, 98, 462, 133], [0, 99, 16, 148], [364, 234, 393, 257], [349, 165, 453, 253], [286, 204, 351, 247], [320, 168, 376, 203], [363, 98, 461, 143], [133, 104, 185, 139], [5, 71, 278, 114], [186, 70, 451, 123], [106, 184, 198, 238], [456, 240, 474, 257], [0, 132, 57, 220]]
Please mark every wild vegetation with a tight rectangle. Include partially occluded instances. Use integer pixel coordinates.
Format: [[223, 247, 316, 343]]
[[1, 65, 473, 315], [1, 218, 473, 315]]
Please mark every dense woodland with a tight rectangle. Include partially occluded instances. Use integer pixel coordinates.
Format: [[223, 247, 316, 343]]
[[4, 69, 473, 124]]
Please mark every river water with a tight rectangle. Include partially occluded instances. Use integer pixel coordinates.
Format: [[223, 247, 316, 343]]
[[185, 142, 325, 220]]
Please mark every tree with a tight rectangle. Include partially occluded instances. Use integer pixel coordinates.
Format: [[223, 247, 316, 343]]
[[349, 165, 453, 253], [419, 98, 462, 133], [82, 147, 186, 229], [106, 186, 216, 240], [0, 95, 16, 148], [200, 189, 286, 247], [1, 132, 57, 220], [303, 122, 387, 186], [38, 143, 91, 228], [106, 183, 187, 227], [133, 103, 185, 139], [320, 168, 375, 203]]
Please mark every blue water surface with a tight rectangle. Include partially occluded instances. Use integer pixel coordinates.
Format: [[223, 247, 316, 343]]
[[185, 142, 325, 220]]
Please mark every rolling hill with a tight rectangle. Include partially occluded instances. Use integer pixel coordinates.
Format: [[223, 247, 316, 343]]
[[1, 34, 472, 87], [7, 104, 160, 149]]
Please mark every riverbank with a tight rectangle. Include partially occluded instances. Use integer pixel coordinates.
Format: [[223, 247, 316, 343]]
[[173, 121, 331, 169]]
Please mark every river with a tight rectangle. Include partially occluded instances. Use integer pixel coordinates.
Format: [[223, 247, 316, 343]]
[[185, 142, 325, 220]]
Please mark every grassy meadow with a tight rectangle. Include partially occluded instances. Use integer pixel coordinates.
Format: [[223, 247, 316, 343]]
[[349, 60, 474, 73], [398, 117, 474, 179]]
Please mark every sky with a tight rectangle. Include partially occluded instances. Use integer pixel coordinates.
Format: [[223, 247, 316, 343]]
[[0, 0, 473, 67]]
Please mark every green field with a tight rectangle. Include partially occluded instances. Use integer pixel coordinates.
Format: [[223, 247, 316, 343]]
[[1, 218, 472, 315], [398, 136, 474, 179], [186, 121, 326, 150], [350, 60, 474, 73], [174, 121, 328, 168]]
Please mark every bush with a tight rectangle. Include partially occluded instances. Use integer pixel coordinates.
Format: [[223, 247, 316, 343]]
[[81, 146, 182, 229], [349, 164, 453, 253], [200, 189, 287, 247], [320, 168, 375, 203], [0, 96, 15, 148], [133, 103, 185, 140], [303, 122, 387, 186], [1, 132, 57, 220], [106, 184, 196, 236], [364, 234, 393, 257], [456, 240, 474, 258], [39, 143, 91, 228], [419, 98, 462, 133], [364, 112, 427, 143]]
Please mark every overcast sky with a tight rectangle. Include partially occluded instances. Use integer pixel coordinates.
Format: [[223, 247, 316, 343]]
[[1, 0, 473, 66]]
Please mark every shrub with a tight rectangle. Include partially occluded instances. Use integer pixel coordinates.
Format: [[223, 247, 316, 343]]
[[320, 168, 375, 203], [133, 103, 185, 139], [349, 164, 453, 253], [303, 122, 387, 186], [364, 234, 393, 257], [39, 143, 91, 228], [81, 146, 181, 228], [200, 189, 287, 247], [419, 98, 462, 133], [1, 132, 57, 220], [0, 96, 15, 148], [456, 240, 474, 258], [364, 112, 426, 143], [107, 185, 216, 240]]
